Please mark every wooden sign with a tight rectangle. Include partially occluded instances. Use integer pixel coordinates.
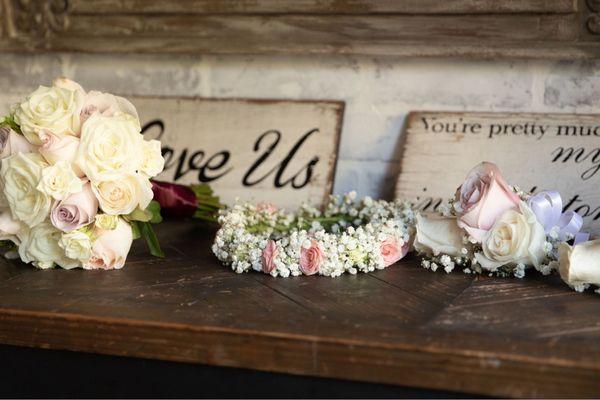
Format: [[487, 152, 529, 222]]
[[136, 97, 343, 209], [396, 111, 600, 236]]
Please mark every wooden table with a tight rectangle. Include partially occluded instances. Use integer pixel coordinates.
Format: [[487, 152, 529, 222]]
[[1, 220, 599, 398]]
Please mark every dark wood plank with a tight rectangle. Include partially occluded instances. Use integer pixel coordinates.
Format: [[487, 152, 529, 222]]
[[69, 0, 578, 15], [1, 221, 600, 397]]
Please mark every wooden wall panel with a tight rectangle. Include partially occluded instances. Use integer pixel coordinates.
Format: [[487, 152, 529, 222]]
[[0, 0, 598, 59]]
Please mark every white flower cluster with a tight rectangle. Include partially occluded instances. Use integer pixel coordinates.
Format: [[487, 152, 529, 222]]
[[213, 193, 415, 278], [0, 78, 165, 270]]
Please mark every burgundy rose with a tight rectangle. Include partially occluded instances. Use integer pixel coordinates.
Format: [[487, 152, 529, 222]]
[[151, 180, 198, 218]]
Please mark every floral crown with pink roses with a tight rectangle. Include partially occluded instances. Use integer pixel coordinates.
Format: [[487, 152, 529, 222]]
[[0, 78, 165, 270], [414, 161, 600, 294], [212, 193, 415, 277]]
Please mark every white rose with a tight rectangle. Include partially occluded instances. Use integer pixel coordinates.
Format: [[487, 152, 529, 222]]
[[58, 230, 92, 263], [37, 161, 83, 201], [13, 85, 83, 145], [76, 112, 143, 181], [18, 222, 79, 269], [558, 240, 600, 286], [83, 218, 133, 270], [139, 140, 165, 177], [0, 207, 23, 245], [92, 174, 152, 215], [414, 213, 464, 257], [0, 153, 51, 227], [475, 201, 547, 272]]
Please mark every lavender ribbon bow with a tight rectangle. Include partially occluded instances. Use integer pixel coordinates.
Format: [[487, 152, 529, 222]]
[[528, 190, 589, 244]]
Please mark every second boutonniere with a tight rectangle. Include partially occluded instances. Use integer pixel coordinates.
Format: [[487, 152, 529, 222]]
[[414, 161, 599, 292], [0, 77, 166, 270]]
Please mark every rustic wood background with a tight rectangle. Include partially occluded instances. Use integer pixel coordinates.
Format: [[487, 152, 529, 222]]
[[396, 111, 600, 236], [1, 221, 600, 398], [1, 0, 600, 59]]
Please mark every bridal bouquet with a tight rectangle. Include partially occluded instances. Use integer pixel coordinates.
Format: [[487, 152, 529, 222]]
[[0, 78, 165, 270], [414, 162, 600, 292]]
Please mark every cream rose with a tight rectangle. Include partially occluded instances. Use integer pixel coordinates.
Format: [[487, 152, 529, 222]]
[[94, 214, 118, 230], [18, 222, 79, 269], [83, 218, 133, 270], [13, 85, 83, 145], [92, 174, 152, 215], [37, 161, 83, 201], [558, 240, 600, 286], [0, 153, 51, 227], [76, 112, 143, 181], [475, 202, 546, 272], [139, 140, 165, 177], [58, 230, 92, 263], [0, 127, 37, 158], [414, 213, 464, 257], [53, 77, 85, 97]]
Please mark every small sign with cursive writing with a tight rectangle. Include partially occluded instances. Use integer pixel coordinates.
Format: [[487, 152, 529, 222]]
[[396, 111, 600, 236], [134, 97, 343, 209]]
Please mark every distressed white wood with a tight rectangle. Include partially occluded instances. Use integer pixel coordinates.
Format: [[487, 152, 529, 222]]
[[133, 97, 343, 209], [396, 112, 600, 237]]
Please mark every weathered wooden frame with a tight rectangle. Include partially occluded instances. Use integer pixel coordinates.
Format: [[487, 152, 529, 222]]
[[1, 0, 600, 59]]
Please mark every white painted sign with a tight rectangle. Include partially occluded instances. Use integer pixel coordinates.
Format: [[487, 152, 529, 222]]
[[396, 111, 600, 236], [134, 97, 343, 209]]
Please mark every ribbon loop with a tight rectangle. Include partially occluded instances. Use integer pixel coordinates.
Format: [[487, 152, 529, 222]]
[[528, 190, 587, 244]]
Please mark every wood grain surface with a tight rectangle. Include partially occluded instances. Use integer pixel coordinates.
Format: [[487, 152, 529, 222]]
[[0, 0, 598, 59], [0, 221, 599, 397]]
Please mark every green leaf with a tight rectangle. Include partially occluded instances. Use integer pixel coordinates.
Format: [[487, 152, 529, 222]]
[[127, 201, 163, 224], [147, 200, 163, 224], [127, 207, 152, 222], [138, 221, 164, 258], [131, 221, 141, 240], [1, 114, 22, 135]]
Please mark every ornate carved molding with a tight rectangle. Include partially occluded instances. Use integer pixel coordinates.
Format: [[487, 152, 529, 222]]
[[7, 0, 69, 39], [586, 0, 600, 34]]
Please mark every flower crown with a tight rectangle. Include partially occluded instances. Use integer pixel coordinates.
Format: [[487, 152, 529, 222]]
[[0, 78, 165, 270], [212, 193, 415, 277], [415, 161, 599, 293]]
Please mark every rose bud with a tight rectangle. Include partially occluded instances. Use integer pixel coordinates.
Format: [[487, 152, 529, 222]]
[[151, 180, 198, 218]]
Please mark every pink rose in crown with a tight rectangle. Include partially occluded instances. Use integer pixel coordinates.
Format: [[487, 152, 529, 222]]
[[261, 240, 278, 273], [300, 240, 323, 275], [256, 202, 278, 214], [455, 162, 520, 242], [380, 237, 410, 267]]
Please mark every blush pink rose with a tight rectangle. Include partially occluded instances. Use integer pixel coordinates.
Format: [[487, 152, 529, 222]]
[[0, 127, 37, 158], [380, 237, 410, 267], [256, 202, 278, 214], [80, 90, 139, 125], [50, 182, 99, 232], [83, 218, 132, 270], [455, 162, 520, 242], [38, 131, 81, 172], [261, 240, 278, 273], [300, 240, 323, 275]]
